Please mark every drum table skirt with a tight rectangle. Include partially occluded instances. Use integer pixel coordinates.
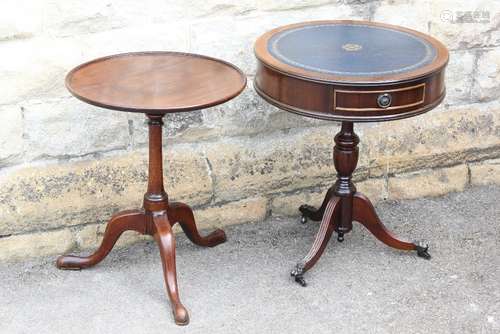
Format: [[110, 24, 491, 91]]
[[254, 20, 449, 286], [56, 52, 246, 325]]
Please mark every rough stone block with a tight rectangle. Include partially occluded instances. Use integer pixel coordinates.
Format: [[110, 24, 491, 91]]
[[23, 98, 130, 160], [372, 1, 431, 32], [43, 0, 257, 38], [204, 125, 372, 202], [0, 37, 82, 105], [165, 143, 214, 204], [204, 127, 342, 202], [270, 188, 329, 217], [446, 50, 475, 104], [0, 1, 44, 41], [196, 197, 268, 229], [41, 1, 128, 37], [429, 1, 500, 50], [74, 22, 190, 61], [0, 104, 23, 166], [472, 48, 500, 102], [0, 147, 212, 236], [362, 101, 500, 176], [189, 16, 268, 76], [0, 229, 74, 262], [388, 164, 468, 200], [181, 0, 257, 17], [470, 158, 500, 186], [356, 178, 387, 203], [256, 0, 333, 12], [128, 110, 204, 148]]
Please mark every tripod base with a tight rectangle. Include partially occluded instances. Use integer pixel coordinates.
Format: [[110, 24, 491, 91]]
[[292, 122, 430, 286], [57, 203, 226, 325], [293, 192, 430, 286], [56, 115, 226, 325]]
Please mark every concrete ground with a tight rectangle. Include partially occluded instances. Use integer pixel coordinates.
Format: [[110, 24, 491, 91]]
[[1, 185, 499, 334]]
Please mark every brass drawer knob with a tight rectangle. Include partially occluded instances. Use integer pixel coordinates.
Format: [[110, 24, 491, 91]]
[[377, 93, 392, 108]]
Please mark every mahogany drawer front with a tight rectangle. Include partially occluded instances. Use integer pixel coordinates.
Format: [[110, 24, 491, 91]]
[[333, 83, 426, 112]]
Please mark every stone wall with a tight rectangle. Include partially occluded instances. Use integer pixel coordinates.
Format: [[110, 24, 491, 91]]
[[0, 0, 499, 261]]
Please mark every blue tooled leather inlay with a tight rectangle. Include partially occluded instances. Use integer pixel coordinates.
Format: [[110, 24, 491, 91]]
[[268, 24, 437, 76]]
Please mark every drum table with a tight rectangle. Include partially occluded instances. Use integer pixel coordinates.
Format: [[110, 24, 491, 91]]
[[56, 52, 246, 325], [254, 21, 448, 286]]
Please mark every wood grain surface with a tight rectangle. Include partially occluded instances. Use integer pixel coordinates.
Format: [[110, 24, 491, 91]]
[[66, 51, 247, 114]]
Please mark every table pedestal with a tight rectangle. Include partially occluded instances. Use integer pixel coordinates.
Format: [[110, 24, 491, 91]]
[[291, 122, 430, 286], [56, 114, 226, 325]]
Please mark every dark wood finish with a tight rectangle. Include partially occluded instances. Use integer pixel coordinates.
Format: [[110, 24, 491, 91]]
[[292, 123, 428, 286], [57, 52, 246, 325], [352, 192, 416, 250], [255, 20, 448, 84], [298, 187, 335, 222], [55, 210, 147, 269], [254, 20, 448, 122], [66, 51, 247, 114], [255, 21, 444, 285], [298, 197, 340, 273]]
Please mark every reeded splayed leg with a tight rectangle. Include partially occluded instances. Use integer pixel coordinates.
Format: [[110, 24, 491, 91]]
[[299, 187, 335, 223], [56, 210, 146, 270], [168, 202, 226, 247], [352, 192, 431, 259], [153, 213, 189, 326], [291, 197, 340, 286]]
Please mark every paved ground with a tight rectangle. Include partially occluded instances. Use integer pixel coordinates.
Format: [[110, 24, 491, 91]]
[[1, 186, 499, 334]]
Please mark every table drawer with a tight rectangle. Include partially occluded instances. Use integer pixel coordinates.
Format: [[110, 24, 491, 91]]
[[333, 83, 426, 112]]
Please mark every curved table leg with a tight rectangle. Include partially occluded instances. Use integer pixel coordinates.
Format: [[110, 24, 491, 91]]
[[56, 210, 146, 270], [352, 192, 430, 259], [168, 202, 226, 247], [291, 197, 341, 286], [299, 187, 335, 223], [153, 214, 189, 326]]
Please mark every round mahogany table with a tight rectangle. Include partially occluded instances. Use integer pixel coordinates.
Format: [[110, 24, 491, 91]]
[[57, 51, 246, 325], [254, 21, 449, 286]]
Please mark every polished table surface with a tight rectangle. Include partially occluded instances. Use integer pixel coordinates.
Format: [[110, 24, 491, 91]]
[[66, 51, 246, 113], [255, 20, 448, 122]]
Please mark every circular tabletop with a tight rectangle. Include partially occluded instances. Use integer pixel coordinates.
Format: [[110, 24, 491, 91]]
[[255, 20, 448, 84], [254, 20, 449, 122], [66, 52, 247, 114]]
